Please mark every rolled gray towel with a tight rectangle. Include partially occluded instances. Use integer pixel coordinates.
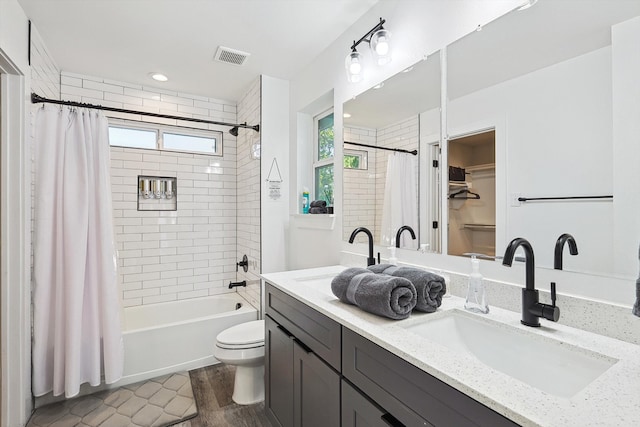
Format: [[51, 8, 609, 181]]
[[634, 246, 640, 317], [309, 206, 328, 214], [310, 200, 327, 208], [331, 267, 417, 320], [368, 264, 446, 313]]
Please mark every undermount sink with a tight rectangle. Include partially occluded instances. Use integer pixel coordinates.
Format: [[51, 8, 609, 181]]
[[292, 272, 340, 295], [402, 310, 617, 398]]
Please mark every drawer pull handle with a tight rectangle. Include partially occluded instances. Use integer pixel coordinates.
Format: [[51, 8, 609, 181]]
[[381, 413, 405, 427], [276, 324, 293, 338], [294, 338, 313, 354]]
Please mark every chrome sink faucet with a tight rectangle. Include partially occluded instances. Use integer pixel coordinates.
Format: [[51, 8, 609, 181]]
[[502, 237, 560, 327], [349, 227, 376, 266], [395, 225, 416, 248]]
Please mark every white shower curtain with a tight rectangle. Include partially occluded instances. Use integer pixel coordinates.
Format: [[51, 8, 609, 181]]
[[380, 153, 418, 249], [33, 104, 123, 398]]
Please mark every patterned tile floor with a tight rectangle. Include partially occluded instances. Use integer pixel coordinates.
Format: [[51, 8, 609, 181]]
[[27, 372, 197, 427], [27, 365, 273, 427]]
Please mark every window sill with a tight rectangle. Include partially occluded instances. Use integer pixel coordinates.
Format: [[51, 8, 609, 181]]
[[290, 213, 335, 230]]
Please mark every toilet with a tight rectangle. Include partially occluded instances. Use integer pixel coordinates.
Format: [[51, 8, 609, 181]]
[[214, 319, 265, 405]]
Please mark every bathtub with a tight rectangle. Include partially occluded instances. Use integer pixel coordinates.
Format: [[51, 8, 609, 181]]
[[120, 293, 258, 386]]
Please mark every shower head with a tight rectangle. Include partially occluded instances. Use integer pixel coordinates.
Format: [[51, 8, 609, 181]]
[[229, 127, 239, 137]]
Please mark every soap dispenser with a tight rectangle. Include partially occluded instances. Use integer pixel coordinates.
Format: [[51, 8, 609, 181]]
[[464, 255, 489, 314]]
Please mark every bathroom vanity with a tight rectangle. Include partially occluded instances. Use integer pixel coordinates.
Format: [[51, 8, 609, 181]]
[[262, 266, 640, 427]]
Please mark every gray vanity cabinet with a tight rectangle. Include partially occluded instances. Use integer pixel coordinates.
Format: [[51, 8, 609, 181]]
[[265, 282, 521, 427], [265, 283, 341, 427], [265, 315, 295, 427], [343, 328, 520, 427]]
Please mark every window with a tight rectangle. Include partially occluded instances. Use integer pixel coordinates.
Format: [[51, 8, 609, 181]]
[[313, 110, 334, 205], [344, 149, 368, 170], [108, 120, 222, 156]]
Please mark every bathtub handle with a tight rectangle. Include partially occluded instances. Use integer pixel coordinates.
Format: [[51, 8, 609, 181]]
[[277, 325, 294, 338]]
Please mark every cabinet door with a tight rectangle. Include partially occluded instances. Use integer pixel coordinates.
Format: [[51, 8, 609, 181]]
[[342, 380, 395, 427], [293, 339, 340, 427], [265, 315, 295, 427]]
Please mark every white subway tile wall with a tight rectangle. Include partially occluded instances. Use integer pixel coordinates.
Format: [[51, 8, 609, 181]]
[[61, 72, 240, 307], [235, 77, 262, 311], [30, 26, 61, 100], [343, 126, 377, 244]]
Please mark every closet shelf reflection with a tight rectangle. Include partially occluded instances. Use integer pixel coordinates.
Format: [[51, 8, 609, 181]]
[[463, 224, 496, 231]]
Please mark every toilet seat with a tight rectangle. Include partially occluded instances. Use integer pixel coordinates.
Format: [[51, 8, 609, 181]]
[[216, 319, 265, 350]]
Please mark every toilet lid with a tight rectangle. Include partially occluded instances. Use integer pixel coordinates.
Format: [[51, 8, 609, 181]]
[[216, 319, 265, 347]]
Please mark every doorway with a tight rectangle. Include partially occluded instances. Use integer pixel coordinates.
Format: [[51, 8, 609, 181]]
[[447, 130, 496, 257]]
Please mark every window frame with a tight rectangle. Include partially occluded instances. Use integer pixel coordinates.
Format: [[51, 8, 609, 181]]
[[344, 148, 368, 170], [313, 108, 335, 205], [108, 118, 224, 156]]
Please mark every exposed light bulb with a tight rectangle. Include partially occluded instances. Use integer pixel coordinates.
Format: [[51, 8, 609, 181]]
[[345, 51, 364, 83], [349, 59, 362, 75], [375, 37, 389, 56], [343, 113, 351, 118], [370, 29, 392, 65]]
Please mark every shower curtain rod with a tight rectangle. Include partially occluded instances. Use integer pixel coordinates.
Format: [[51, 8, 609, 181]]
[[31, 93, 260, 133], [344, 140, 417, 155]]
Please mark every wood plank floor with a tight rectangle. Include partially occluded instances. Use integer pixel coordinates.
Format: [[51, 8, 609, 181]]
[[173, 364, 273, 427]]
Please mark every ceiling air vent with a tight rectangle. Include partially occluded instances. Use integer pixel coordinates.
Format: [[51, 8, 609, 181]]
[[214, 46, 250, 66]]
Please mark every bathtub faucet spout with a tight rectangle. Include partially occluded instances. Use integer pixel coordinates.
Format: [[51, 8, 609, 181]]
[[228, 280, 247, 289]]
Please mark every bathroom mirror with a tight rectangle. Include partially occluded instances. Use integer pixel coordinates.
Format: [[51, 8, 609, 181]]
[[342, 51, 441, 250], [445, 0, 640, 277]]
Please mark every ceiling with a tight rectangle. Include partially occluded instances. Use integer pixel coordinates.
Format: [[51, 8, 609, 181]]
[[19, 0, 379, 101]]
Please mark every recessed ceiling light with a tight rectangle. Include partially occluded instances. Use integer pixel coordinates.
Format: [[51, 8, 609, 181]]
[[343, 113, 352, 118], [149, 72, 168, 82]]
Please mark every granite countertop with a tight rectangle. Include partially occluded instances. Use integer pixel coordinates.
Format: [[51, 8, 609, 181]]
[[261, 265, 640, 427]]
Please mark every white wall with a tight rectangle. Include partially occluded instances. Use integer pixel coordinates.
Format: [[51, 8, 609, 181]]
[[289, 0, 523, 267], [261, 75, 290, 274], [448, 46, 614, 274], [612, 16, 640, 278]]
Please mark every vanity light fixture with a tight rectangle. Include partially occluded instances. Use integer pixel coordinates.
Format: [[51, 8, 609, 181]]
[[343, 113, 352, 118], [149, 72, 168, 82], [345, 18, 391, 83], [518, 0, 538, 11]]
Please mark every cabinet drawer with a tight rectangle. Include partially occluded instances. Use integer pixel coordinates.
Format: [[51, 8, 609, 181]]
[[342, 380, 394, 427], [343, 328, 520, 427], [265, 283, 341, 370]]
